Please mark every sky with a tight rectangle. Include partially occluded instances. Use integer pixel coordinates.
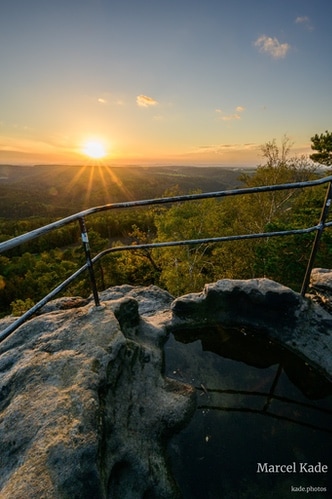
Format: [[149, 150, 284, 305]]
[[0, 0, 331, 167]]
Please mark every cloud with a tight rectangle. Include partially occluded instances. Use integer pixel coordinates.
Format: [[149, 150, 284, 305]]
[[0, 134, 58, 154], [136, 94, 158, 107], [215, 106, 245, 121], [221, 113, 241, 121], [197, 143, 255, 152], [194, 142, 258, 155], [254, 35, 290, 59], [96, 93, 125, 106], [295, 16, 314, 31]]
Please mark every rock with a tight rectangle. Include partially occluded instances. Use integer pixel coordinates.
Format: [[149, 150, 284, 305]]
[[37, 296, 89, 314], [171, 278, 301, 331], [0, 290, 195, 499], [98, 284, 174, 317], [0, 278, 331, 498], [170, 278, 332, 381], [309, 268, 332, 312]]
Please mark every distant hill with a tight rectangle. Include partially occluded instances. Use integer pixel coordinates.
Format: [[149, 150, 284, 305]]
[[0, 164, 253, 219]]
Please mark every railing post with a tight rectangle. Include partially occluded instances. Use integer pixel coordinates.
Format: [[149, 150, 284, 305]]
[[79, 217, 100, 307], [301, 181, 332, 297]]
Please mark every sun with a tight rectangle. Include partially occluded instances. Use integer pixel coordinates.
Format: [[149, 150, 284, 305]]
[[83, 140, 107, 159]]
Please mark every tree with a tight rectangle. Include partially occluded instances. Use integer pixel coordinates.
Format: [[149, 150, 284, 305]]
[[238, 137, 316, 233], [11, 298, 35, 316], [260, 134, 293, 167], [310, 130, 332, 166], [150, 137, 325, 295], [153, 197, 221, 295], [98, 225, 161, 289]]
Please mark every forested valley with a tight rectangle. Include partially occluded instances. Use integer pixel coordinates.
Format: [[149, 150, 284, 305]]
[[1, 135, 332, 317]]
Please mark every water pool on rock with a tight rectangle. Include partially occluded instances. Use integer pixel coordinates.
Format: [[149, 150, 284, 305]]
[[165, 326, 332, 498]]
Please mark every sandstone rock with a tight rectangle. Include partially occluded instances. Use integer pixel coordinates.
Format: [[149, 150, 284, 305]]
[[0, 279, 331, 498], [37, 296, 89, 314], [98, 284, 174, 317], [170, 278, 332, 381], [309, 268, 332, 312], [0, 288, 195, 499]]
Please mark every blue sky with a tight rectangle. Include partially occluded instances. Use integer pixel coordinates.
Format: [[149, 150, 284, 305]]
[[0, 0, 331, 166]]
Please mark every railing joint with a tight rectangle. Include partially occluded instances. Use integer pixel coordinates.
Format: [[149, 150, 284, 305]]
[[78, 217, 100, 307]]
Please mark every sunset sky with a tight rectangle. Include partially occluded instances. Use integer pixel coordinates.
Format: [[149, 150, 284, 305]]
[[1, 0, 331, 166]]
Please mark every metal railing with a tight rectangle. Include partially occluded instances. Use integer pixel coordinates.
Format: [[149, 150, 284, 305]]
[[1, 175, 332, 342]]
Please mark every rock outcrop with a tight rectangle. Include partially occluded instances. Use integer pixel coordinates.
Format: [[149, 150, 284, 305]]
[[0, 277, 331, 498], [169, 278, 332, 380], [0, 286, 195, 499], [309, 267, 332, 313]]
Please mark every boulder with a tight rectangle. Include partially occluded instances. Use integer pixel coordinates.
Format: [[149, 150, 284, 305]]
[[170, 278, 332, 381], [0, 286, 195, 499]]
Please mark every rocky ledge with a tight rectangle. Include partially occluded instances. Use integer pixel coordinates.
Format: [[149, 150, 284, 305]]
[[0, 286, 194, 499], [0, 275, 331, 498], [169, 276, 332, 380]]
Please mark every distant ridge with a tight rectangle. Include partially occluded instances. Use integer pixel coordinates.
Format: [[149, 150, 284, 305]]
[[0, 164, 251, 219]]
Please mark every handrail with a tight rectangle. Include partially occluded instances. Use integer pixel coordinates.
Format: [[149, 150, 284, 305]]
[[1, 174, 332, 342], [1, 175, 332, 254]]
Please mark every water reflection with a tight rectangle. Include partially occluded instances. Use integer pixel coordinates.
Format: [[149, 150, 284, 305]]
[[165, 326, 332, 498]]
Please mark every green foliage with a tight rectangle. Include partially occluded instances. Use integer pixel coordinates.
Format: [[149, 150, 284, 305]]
[[153, 197, 223, 295], [11, 298, 35, 316], [1, 147, 331, 310], [310, 130, 332, 166], [100, 249, 159, 288], [0, 164, 242, 220], [0, 250, 80, 315], [151, 138, 328, 295]]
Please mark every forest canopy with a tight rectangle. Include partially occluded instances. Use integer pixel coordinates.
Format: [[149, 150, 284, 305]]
[[0, 135, 332, 316]]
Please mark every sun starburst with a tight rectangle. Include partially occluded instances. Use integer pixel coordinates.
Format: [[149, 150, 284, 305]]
[[82, 140, 106, 159]]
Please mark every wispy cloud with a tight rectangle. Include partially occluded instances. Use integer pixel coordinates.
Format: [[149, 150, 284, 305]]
[[97, 94, 125, 106], [215, 106, 245, 121], [194, 142, 258, 155], [136, 94, 158, 107], [218, 113, 241, 121], [295, 16, 314, 31], [0, 134, 58, 153], [254, 35, 290, 59]]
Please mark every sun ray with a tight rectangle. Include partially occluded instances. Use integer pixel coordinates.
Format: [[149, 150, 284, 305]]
[[64, 165, 89, 197], [102, 166, 135, 201], [83, 165, 96, 208], [97, 164, 112, 203]]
